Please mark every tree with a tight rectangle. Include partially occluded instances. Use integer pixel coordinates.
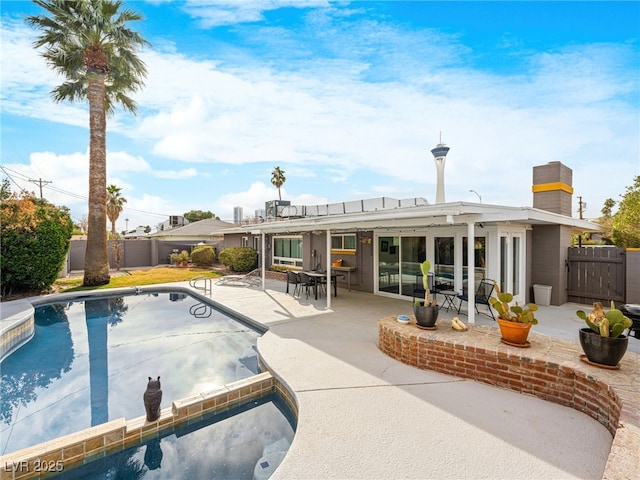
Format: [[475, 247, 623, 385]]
[[27, 0, 149, 287], [612, 176, 640, 248], [0, 178, 11, 200], [594, 197, 616, 243], [271, 166, 286, 200], [1, 193, 74, 297], [183, 210, 218, 223], [106, 184, 127, 238]]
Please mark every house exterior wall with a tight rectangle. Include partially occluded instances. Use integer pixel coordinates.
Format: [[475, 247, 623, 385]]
[[531, 224, 573, 305], [626, 249, 640, 303]]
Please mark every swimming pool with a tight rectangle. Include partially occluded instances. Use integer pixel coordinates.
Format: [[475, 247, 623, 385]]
[[1, 290, 264, 455], [56, 393, 296, 480]]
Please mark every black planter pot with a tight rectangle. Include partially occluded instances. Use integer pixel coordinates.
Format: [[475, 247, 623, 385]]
[[413, 303, 439, 328], [579, 328, 628, 367]]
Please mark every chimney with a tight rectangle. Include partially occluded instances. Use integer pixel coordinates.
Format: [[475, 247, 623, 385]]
[[431, 140, 450, 203], [532, 161, 573, 216]]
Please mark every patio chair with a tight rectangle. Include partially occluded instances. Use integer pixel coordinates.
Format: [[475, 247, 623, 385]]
[[286, 270, 301, 297], [456, 278, 496, 320], [298, 272, 315, 299]]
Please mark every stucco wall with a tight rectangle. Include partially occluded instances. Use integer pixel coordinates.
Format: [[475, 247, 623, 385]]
[[531, 224, 572, 305]]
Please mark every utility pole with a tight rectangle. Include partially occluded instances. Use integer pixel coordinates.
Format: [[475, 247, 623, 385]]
[[577, 196, 586, 220], [28, 178, 52, 198]]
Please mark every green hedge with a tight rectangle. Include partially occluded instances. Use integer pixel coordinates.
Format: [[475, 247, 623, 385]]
[[219, 246, 257, 272], [191, 245, 216, 266], [1, 195, 73, 297]]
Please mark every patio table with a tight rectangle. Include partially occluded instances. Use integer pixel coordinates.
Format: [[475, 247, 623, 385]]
[[304, 271, 338, 300]]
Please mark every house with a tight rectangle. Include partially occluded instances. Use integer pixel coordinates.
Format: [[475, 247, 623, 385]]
[[149, 217, 234, 261], [222, 161, 603, 322]]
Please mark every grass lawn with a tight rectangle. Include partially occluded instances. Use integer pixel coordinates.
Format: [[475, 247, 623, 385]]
[[53, 267, 223, 294]]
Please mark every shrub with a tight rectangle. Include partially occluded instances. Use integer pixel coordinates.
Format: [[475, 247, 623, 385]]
[[1, 193, 73, 297], [219, 246, 257, 272], [191, 245, 216, 266]]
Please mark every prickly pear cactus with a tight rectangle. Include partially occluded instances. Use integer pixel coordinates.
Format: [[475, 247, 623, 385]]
[[576, 301, 632, 338]]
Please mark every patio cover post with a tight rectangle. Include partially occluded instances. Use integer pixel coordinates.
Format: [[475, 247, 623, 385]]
[[467, 221, 476, 323], [326, 229, 331, 308], [261, 232, 266, 290]]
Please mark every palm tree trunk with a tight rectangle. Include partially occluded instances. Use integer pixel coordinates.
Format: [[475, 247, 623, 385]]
[[83, 73, 110, 286]]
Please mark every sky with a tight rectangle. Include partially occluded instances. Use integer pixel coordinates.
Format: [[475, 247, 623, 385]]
[[1, 1, 639, 231]]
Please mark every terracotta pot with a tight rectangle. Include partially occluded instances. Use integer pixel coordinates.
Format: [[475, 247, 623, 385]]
[[497, 317, 532, 345], [413, 303, 439, 328], [579, 328, 628, 366]]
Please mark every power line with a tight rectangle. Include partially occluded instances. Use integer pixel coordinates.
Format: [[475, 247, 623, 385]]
[[1, 164, 170, 218]]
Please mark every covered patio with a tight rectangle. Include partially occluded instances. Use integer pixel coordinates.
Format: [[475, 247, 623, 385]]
[[244, 199, 601, 321]]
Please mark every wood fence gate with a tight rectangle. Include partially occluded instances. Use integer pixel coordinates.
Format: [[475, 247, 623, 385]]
[[567, 246, 626, 304]]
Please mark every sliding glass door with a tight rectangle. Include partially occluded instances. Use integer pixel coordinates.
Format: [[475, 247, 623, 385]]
[[378, 235, 426, 297], [500, 233, 524, 301]]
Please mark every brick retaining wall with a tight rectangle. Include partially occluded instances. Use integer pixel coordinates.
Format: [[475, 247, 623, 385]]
[[378, 316, 639, 480]]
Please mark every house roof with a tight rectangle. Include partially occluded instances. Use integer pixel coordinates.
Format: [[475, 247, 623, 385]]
[[150, 218, 234, 239], [232, 201, 603, 235]]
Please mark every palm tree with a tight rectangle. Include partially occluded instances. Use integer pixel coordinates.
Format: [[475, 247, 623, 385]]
[[271, 166, 286, 200], [106, 184, 127, 238], [27, 0, 149, 287]]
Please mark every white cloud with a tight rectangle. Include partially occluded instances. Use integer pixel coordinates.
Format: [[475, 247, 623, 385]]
[[181, 0, 332, 27]]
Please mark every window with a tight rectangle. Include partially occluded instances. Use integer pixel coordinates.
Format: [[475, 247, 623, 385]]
[[272, 236, 303, 267], [242, 236, 249, 247], [331, 234, 356, 253]]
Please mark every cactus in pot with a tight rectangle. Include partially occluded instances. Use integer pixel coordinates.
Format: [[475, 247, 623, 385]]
[[576, 301, 632, 367], [576, 301, 632, 337], [420, 260, 437, 307]]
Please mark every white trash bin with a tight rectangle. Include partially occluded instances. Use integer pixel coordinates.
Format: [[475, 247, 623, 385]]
[[533, 284, 552, 306]]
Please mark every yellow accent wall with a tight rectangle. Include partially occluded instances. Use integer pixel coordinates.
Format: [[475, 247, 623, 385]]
[[531, 182, 574, 194]]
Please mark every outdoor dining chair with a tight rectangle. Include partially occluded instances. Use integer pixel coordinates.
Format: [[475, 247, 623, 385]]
[[297, 272, 315, 299], [286, 270, 301, 297], [456, 278, 496, 320]]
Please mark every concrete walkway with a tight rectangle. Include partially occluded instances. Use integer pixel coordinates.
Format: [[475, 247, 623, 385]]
[[184, 278, 638, 479]]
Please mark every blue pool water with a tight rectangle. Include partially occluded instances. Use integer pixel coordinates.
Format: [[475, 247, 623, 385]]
[[58, 394, 296, 480], [0, 291, 263, 455]]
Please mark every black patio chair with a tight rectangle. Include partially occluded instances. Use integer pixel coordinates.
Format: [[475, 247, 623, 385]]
[[298, 272, 315, 299], [286, 270, 301, 297], [456, 278, 496, 320]]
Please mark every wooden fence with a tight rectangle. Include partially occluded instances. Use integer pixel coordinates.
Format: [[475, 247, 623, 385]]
[[567, 246, 626, 304]]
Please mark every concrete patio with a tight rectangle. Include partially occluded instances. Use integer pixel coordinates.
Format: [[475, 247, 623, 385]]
[[183, 277, 639, 479]]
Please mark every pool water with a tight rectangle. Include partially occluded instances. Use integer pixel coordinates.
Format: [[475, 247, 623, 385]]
[[0, 291, 263, 455], [57, 394, 296, 480]]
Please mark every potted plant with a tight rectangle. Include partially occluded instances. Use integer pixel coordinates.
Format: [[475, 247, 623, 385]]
[[413, 260, 439, 328], [175, 250, 190, 266], [489, 283, 538, 346], [576, 301, 632, 367]]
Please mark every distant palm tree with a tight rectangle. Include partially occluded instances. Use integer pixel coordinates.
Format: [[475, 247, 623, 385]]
[[271, 166, 286, 200], [27, 0, 149, 287], [106, 185, 127, 238]]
